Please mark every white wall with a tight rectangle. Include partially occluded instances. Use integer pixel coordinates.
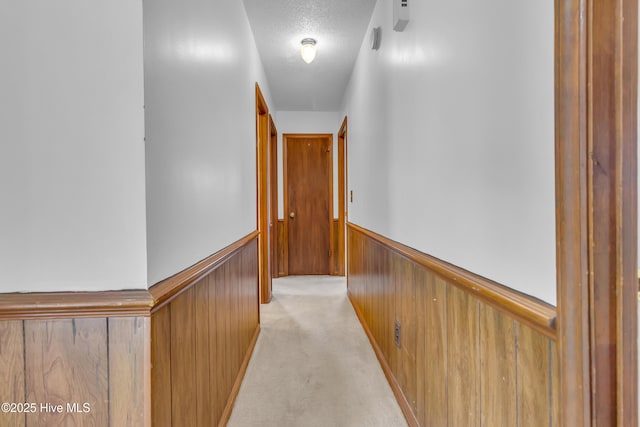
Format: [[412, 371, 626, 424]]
[[0, 1, 147, 292], [341, 0, 556, 304], [274, 111, 342, 218], [144, 0, 273, 285]]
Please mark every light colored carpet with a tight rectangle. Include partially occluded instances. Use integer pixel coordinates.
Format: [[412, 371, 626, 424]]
[[227, 275, 409, 427]]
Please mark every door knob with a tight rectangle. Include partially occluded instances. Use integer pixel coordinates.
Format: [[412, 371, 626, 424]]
[[289, 212, 295, 219]]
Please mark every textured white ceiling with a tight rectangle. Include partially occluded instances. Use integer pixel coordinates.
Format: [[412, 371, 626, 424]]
[[243, 0, 377, 111]]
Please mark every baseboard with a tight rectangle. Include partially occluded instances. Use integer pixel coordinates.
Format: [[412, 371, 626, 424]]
[[348, 292, 419, 427], [218, 324, 261, 427]]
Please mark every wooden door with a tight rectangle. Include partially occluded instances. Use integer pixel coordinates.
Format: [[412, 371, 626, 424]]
[[284, 134, 332, 275]]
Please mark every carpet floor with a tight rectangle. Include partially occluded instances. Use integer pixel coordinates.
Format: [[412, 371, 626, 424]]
[[227, 275, 408, 427]]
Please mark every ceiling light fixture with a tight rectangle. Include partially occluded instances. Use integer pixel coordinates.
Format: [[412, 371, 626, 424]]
[[300, 38, 317, 64]]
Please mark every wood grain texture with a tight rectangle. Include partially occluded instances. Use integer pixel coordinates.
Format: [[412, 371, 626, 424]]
[[555, 0, 638, 423], [194, 281, 212, 427], [109, 317, 148, 427], [480, 305, 516, 426], [0, 291, 153, 320], [424, 276, 447, 426], [551, 340, 559, 427], [348, 223, 557, 338], [218, 325, 260, 427], [516, 322, 551, 427], [277, 220, 285, 276], [447, 285, 479, 426], [394, 254, 416, 413], [170, 288, 197, 426], [207, 267, 222, 426], [151, 306, 171, 427], [0, 234, 259, 427], [284, 134, 333, 275], [414, 267, 426, 427], [336, 116, 347, 277], [347, 226, 558, 427], [269, 114, 279, 281], [24, 318, 108, 426], [331, 219, 341, 275], [256, 83, 271, 304], [0, 321, 25, 427]]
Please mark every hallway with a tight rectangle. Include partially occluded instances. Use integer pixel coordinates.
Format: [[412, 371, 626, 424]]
[[228, 276, 407, 427]]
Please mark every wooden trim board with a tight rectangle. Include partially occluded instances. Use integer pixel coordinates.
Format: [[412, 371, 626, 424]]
[[348, 222, 557, 339]]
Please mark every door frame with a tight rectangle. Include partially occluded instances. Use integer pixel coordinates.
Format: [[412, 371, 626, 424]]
[[269, 114, 279, 279], [255, 83, 272, 303], [555, 0, 637, 424], [335, 117, 348, 276], [282, 133, 334, 276]]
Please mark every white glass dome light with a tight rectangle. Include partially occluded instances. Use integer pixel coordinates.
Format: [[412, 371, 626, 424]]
[[300, 38, 317, 64]]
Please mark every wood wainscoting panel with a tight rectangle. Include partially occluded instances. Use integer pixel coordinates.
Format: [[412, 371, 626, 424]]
[[394, 254, 417, 414], [24, 318, 109, 426], [0, 321, 25, 427], [149, 235, 260, 427], [447, 285, 480, 426], [423, 275, 448, 426], [0, 233, 259, 427], [108, 317, 148, 427], [170, 288, 197, 426], [516, 322, 552, 427], [347, 223, 558, 427], [277, 220, 285, 276], [195, 280, 212, 427], [480, 305, 516, 426], [151, 306, 172, 427], [551, 340, 559, 426]]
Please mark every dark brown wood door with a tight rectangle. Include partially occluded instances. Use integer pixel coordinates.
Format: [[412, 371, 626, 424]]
[[285, 134, 332, 275]]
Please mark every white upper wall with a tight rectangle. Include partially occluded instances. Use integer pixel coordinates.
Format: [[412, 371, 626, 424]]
[[0, 1, 147, 292], [342, 0, 556, 304], [274, 111, 342, 218], [144, 0, 273, 285]]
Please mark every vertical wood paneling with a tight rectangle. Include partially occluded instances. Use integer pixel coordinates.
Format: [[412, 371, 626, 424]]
[[516, 322, 551, 427], [480, 305, 516, 426], [425, 276, 448, 426], [24, 318, 108, 427], [109, 317, 147, 427], [207, 267, 221, 425], [215, 262, 230, 413], [194, 280, 211, 427], [0, 236, 258, 427], [277, 220, 285, 276], [151, 306, 172, 427], [0, 321, 25, 427], [414, 267, 426, 426], [551, 340, 559, 427], [395, 255, 416, 412], [447, 286, 480, 426], [347, 226, 558, 427], [170, 288, 197, 426]]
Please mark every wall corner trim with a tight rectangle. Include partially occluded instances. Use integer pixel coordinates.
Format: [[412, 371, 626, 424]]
[[347, 222, 557, 339]]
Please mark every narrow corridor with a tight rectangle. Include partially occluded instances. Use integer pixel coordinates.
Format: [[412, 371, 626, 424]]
[[228, 276, 408, 427]]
